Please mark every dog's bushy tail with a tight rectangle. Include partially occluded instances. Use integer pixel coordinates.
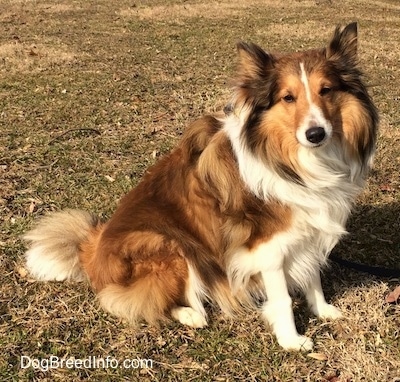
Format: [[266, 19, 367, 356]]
[[24, 209, 99, 282]]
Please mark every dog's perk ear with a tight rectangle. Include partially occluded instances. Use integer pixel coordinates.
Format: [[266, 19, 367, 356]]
[[234, 42, 276, 110], [236, 41, 274, 81], [326, 22, 358, 65]]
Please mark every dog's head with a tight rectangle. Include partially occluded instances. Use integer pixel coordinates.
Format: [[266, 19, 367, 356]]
[[229, 23, 378, 184]]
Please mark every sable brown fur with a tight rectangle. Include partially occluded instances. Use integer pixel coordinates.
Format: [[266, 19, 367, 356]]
[[24, 23, 378, 349], [78, 115, 291, 323]]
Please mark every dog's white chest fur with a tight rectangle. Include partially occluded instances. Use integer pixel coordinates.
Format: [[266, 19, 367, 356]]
[[224, 113, 362, 292]]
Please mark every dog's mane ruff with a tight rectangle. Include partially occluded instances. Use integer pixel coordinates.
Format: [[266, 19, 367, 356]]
[[221, 114, 349, 291], [222, 110, 358, 283], [221, 62, 380, 292], [223, 109, 360, 212], [227, 23, 378, 202]]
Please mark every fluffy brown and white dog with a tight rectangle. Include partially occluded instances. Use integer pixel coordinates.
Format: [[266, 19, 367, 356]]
[[24, 23, 378, 351]]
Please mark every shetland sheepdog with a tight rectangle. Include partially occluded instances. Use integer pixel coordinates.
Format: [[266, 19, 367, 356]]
[[24, 22, 378, 351]]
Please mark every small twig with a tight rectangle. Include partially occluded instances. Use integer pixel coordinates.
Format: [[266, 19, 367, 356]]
[[34, 159, 59, 170], [49, 128, 101, 144]]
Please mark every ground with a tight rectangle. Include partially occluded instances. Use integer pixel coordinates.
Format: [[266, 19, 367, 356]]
[[0, 0, 399, 381]]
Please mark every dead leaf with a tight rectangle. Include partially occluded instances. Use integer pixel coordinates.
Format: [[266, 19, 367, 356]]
[[17, 267, 28, 278], [29, 46, 38, 56], [28, 201, 35, 214], [324, 373, 341, 382], [385, 285, 400, 303], [379, 184, 395, 192], [325, 377, 339, 382], [104, 175, 115, 182], [307, 352, 328, 361]]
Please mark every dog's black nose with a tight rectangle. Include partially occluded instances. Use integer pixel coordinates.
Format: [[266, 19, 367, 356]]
[[305, 126, 326, 144]]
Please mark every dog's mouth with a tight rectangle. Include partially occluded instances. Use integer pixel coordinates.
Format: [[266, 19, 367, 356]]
[[307, 139, 329, 149]]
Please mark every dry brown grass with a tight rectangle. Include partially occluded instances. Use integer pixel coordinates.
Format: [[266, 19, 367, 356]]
[[118, 0, 318, 21], [0, 42, 77, 74], [1, 0, 400, 381]]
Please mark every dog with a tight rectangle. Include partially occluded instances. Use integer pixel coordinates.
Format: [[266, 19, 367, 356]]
[[24, 22, 378, 351]]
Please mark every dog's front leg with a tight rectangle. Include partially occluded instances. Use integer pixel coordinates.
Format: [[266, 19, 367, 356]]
[[305, 271, 343, 320], [261, 268, 313, 351]]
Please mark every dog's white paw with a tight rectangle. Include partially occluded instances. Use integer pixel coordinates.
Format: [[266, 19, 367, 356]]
[[312, 303, 343, 320], [277, 335, 314, 351], [171, 307, 207, 328]]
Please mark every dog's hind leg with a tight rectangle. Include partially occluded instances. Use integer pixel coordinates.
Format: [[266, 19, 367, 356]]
[[171, 306, 207, 328], [171, 263, 208, 328]]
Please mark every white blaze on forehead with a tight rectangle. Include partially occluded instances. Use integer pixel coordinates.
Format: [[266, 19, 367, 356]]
[[300, 62, 312, 104], [297, 62, 333, 148]]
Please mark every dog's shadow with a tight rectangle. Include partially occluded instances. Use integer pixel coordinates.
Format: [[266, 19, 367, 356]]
[[294, 201, 400, 334], [327, 200, 400, 288]]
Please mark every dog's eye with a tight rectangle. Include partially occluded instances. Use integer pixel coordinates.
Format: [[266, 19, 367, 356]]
[[282, 94, 295, 103], [320, 87, 332, 96]]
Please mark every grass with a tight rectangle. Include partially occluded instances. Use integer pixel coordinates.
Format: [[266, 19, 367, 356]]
[[1, 0, 399, 381]]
